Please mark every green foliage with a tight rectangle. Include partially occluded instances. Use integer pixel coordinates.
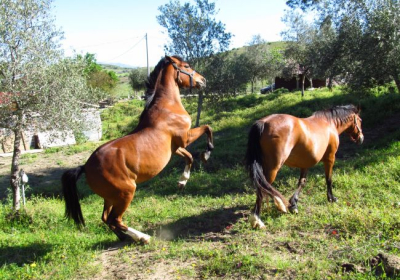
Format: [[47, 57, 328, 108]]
[[1, 87, 400, 279], [78, 53, 102, 75], [77, 53, 119, 96], [157, 0, 232, 62], [284, 0, 400, 93], [275, 87, 289, 94], [128, 67, 148, 95]]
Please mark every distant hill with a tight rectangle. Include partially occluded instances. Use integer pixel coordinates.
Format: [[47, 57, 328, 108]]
[[100, 62, 134, 69], [100, 41, 286, 71], [228, 41, 286, 55]]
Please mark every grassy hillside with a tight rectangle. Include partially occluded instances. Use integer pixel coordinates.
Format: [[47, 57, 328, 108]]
[[101, 63, 138, 99], [0, 87, 399, 279]]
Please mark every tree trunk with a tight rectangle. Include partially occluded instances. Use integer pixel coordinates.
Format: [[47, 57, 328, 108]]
[[301, 74, 305, 97], [328, 75, 333, 91], [195, 90, 204, 127], [394, 76, 400, 94], [10, 125, 23, 212]]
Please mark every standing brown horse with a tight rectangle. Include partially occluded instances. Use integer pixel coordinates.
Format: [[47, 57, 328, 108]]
[[62, 56, 213, 243], [245, 105, 363, 229]]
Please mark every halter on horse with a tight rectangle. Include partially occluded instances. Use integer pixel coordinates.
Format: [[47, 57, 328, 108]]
[[245, 105, 363, 229], [62, 56, 213, 243]]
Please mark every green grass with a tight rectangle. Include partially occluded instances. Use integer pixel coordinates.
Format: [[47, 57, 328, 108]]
[[1, 87, 399, 279]]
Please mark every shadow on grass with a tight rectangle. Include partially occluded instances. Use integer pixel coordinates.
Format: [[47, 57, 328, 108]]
[[0, 243, 52, 267], [149, 205, 249, 241], [92, 205, 257, 249], [0, 166, 94, 200]]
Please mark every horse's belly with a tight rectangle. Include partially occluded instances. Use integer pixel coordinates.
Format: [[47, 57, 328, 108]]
[[135, 155, 171, 183], [284, 149, 322, 168]]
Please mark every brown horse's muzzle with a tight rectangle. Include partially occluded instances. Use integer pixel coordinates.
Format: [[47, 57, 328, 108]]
[[357, 134, 364, 145], [195, 76, 206, 89], [351, 133, 364, 145]]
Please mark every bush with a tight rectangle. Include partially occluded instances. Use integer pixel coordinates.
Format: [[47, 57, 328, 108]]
[[274, 87, 289, 94]]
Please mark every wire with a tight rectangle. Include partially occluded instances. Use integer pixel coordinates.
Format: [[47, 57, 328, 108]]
[[78, 36, 144, 48], [108, 35, 146, 61]]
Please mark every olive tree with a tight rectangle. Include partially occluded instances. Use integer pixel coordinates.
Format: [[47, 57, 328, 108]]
[[282, 11, 320, 96], [128, 67, 148, 97], [0, 0, 100, 212], [285, 0, 400, 93], [157, 0, 232, 126]]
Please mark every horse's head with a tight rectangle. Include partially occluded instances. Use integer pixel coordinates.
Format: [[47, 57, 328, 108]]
[[166, 56, 206, 90], [347, 108, 364, 145]]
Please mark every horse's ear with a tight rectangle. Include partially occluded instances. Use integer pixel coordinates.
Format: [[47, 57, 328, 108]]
[[165, 55, 173, 63], [357, 104, 361, 113]]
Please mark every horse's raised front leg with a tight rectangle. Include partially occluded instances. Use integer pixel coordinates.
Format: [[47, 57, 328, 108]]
[[289, 169, 308, 213], [323, 157, 337, 203], [175, 147, 193, 190], [249, 188, 266, 229], [186, 125, 214, 162]]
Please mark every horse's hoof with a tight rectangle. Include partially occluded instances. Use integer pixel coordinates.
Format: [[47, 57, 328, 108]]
[[289, 205, 299, 214], [273, 196, 288, 213], [249, 214, 266, 229], [328, 197, 338, 203], [177, 183, 185, 191], [201, 151, 211, 163], [140, 235, 151, 244]]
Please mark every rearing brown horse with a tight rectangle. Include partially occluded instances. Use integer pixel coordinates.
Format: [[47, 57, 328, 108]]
[[245, 105, 363, 229], [62, 56, 213, 243]]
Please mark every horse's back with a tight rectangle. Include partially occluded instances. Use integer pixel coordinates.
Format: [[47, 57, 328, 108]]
[[259, 114, 299, 143]]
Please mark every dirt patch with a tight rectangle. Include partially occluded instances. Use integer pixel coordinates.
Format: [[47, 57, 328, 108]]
[[90, 245, 198, 280], [0, 150, 92, 198]]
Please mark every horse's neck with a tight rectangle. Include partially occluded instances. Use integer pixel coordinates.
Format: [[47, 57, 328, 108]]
[[153, 70, 183, 106], [334, 117, 352, 135]]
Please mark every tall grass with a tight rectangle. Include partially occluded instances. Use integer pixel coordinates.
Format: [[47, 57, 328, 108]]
[[0, 87, 399, 279]]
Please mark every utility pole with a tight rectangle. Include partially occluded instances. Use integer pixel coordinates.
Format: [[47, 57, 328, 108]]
[[146, 33, 150, 78]]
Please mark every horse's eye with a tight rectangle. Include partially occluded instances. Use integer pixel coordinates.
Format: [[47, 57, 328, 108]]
[[184, 65, 190, 68]]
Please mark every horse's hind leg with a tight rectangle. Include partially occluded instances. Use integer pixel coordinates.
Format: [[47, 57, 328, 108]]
[[249, 188, 266, 229], [102, 200, 113, 224], [106, 185, 151, 243], [102, 200, 130, 241], [289, 169, 308, 213]]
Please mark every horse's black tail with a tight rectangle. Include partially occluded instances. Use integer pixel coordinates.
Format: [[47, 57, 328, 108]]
[[245, 121, 289, 212], [61, 166, 85, 227]]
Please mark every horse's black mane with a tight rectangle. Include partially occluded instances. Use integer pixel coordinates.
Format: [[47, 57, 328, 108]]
[[142, 55, 184, 111], [313, 104, 359, 125]]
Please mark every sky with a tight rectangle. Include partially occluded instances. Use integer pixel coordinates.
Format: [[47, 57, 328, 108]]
[[54, 0, 289, 67]]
